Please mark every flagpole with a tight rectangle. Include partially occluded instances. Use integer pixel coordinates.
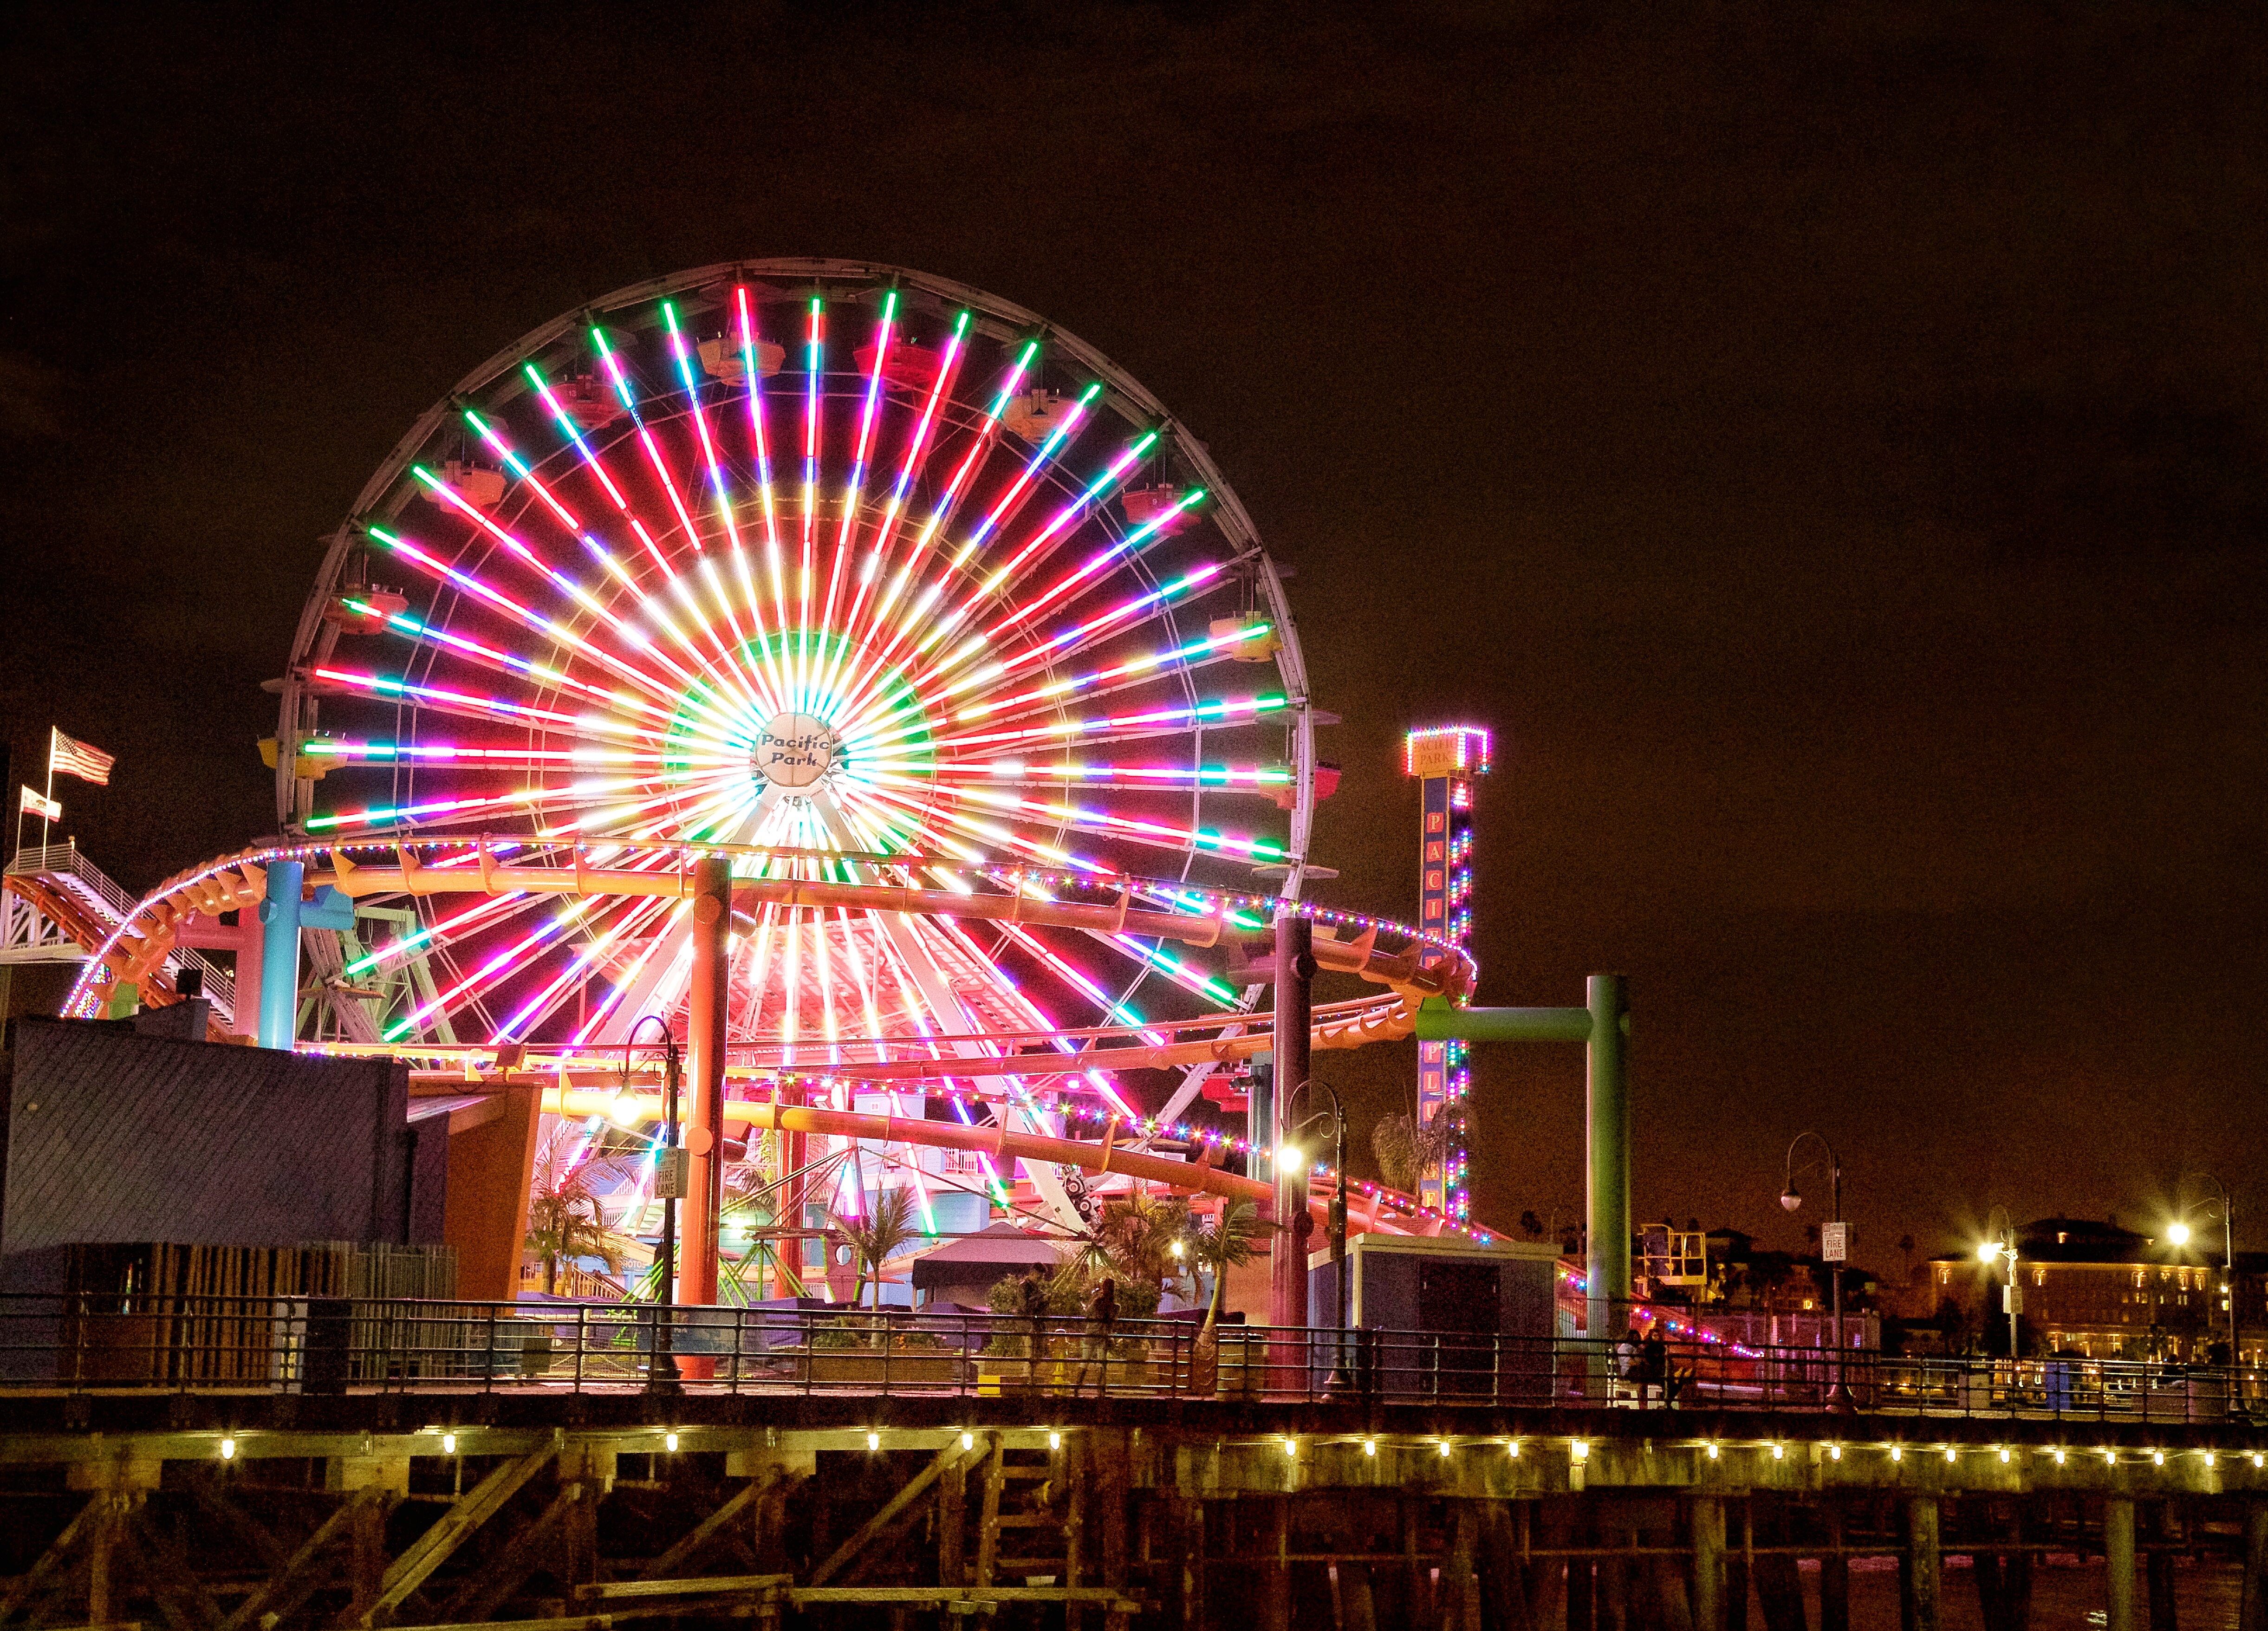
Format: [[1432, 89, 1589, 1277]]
[[43, 728, 56, 857]]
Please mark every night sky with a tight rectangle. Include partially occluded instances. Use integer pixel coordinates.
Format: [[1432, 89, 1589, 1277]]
[[5, 5, 2263, 1273]]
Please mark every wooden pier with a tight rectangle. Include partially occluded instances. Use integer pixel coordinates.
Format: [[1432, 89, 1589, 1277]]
[[0, 1393, 2262, 1631]]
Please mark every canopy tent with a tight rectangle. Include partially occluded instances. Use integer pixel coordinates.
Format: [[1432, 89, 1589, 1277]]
[[909, 1221, 1063, 1306]]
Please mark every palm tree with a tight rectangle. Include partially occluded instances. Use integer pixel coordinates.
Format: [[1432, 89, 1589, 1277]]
[[827, 1185, 925, 1344], [1187, 1198, 1267, 1394], [1093, 1191, 1194, 1296], [525, 1129, 629, 1295], [1371, 1111, 1454, 1196]]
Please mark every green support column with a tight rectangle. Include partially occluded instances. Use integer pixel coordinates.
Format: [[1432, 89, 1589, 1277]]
[[2105, 1498, 2135, 1631], [1586, 973, 1630, 1371], [1908, 1497, 1941, 1631]]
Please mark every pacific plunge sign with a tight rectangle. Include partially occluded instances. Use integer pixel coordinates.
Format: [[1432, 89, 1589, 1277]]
[[753, 713, 838, 789]]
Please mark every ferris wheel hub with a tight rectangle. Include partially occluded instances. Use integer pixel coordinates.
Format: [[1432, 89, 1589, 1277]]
[[751, 712, 839, 790]]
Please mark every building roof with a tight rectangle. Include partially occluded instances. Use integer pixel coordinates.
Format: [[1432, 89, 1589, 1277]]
[[908, 1221, 1063, 1289]]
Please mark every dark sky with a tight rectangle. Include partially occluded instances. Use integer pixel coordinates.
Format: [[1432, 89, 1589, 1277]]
[[5, 4, 2264, 1271]]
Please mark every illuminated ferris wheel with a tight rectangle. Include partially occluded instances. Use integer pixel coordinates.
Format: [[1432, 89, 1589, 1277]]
[[273, 261, 1319, 1086]]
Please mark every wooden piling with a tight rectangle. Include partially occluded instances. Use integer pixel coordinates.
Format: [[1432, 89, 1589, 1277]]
[[2146, 1503, 2179, 1631], [1907, 1497, 1941, 1631], [2237, 1499, 2268, 1631], [1728, 1497, 1752, 1631], [2106, 1497, 2136, 1631], [974, 1434, 1005, 1590], [938, 1443, 967, 1587], [1451, 1502, 1482, 1631], [1819, 1504, 1848, 1631], [1690, 1498, 1725, 1631]]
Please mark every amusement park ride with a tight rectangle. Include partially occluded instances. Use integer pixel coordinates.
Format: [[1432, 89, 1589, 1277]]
[[6, 260, 1632, 1331]]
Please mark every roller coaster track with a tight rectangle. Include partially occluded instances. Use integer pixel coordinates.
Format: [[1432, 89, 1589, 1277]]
[[66, 837, 1487, 1238]]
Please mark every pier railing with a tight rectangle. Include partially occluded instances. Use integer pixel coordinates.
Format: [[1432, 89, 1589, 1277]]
[[2, 1292, 2262, 1420]]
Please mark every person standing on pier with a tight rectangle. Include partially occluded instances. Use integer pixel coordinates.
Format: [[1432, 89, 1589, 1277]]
[[1077, 1276, 1118, 1395]]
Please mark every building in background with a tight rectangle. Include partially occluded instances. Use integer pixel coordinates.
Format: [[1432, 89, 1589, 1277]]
[[1910, 1216, 2267, 1366]]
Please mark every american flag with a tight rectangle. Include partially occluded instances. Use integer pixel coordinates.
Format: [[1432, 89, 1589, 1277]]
[[49, 728, 115, 786]]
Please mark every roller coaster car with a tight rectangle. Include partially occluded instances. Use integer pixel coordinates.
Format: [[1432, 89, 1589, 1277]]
[[439, 459, 508, 509], [854, 340, 945, 395], [699, 333, 786, 382], [1002, 388, 1072, 443], [1122, 485, 1195, 536]]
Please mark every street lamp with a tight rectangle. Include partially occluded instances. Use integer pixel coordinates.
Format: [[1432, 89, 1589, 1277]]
[[1977, 1206, 2019, 1363], [1280, 1079, 1351, 1394], [1780, 1131, 1852, 1411], [2171, 1172, 2237, 1369], [625, 1014, 683, 1395]]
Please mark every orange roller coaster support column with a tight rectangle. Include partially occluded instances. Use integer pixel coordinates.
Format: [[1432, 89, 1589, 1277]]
[[682, 856, 732, 1312]]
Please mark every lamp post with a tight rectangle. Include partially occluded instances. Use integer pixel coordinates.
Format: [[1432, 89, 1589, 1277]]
[[1779, 1130, 1852, 1411], [2170, 1171, 2237, 1368], [1277, 1078, 1351, 1393], [1976, 1205, 2018, 1364], [625, 1015, 683, 1396]]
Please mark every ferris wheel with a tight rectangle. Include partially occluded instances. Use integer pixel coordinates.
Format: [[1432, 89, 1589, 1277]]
[[273, 261, 1320, 1107]]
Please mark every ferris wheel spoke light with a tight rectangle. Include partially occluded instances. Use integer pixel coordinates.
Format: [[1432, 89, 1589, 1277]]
[[658, 302, 742, 551], [363, 524, 695, 708], [944, 380, 1103, 579], [409, 465, 631, 637], [341, 890, 530, 977], [994, 430, 1163, 579], [844, 308, 972, 648], [521, 365, 642, 531], [341, 590, 672, 721], [936, 692, 1288, 755], [933, 562, 1228, 701], [490, 894, 673, 1041], [818, 289, 896, 643], [460, 406, 585, 531], [976, 481, 1200, 643]]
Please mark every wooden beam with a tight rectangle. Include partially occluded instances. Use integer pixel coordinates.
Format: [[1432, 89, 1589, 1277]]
[[974, 1435, 1006, 1589], [809, 1444, 978, 1587], [0, 1493, 106, 1625], [120, 1508, 225, 1631], [219, 1489, 377, 1631], [434, 1483, 582, 1625], [789, 1587, 1142, 1607], [939, 1445, 968, 1588], [1065, 1432, 1086, 1631], [352, 1445, 558, 1627], [636, 1477, 775, 1581], [580, 1576, 791, 1600], [183, 1482, 287, 1578]]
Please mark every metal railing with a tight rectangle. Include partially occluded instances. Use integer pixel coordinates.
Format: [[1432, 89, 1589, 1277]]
[[3, 1292, 2265, 1421], [1, 844, 234, 1010]]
